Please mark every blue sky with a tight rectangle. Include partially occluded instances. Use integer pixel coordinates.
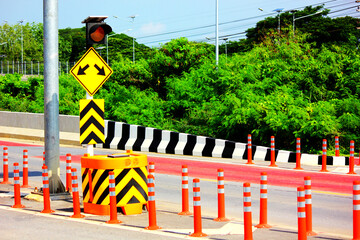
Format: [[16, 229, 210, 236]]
[[1, 0, 359, 46]]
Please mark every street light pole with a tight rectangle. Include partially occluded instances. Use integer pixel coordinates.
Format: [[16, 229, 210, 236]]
[[106, 29, 132, 64], [18, 20, 24, 74], [106, 35, 109, 64], [215, 0, 219, 66], [43, 0, 65, 193], [273, 8, 284, 35], [223, 37, 228, 63], [293, 11, 324, 37], [129, 15, 136, 63], [291, 10, 297, 37]]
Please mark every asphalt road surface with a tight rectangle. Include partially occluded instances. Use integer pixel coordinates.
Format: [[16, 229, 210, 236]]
[[0, 139, 357, 239]]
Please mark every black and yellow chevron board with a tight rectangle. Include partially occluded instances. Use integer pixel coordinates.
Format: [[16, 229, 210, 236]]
[[79, 99, 105, 144], [80, 151, 148, 215]]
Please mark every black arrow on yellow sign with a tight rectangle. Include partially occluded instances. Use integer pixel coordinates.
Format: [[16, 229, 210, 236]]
[[94, 64, 105, 76], [78, 64, 89, 75]]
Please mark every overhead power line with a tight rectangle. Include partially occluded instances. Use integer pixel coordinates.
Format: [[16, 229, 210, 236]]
[[328, 5, 360, 15], [326, 1, 358, 9], [139, 1, 359, 45], [137, 12, 275, 40]]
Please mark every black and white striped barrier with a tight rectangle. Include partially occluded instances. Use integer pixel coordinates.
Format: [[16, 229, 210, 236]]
[[96, 120, 349, 166]]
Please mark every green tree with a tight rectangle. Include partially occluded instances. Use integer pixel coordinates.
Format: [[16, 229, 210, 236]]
[[0, 22, 43, 62]]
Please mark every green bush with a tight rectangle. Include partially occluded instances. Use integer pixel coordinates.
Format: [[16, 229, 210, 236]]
[[1, 36, 360, 154]]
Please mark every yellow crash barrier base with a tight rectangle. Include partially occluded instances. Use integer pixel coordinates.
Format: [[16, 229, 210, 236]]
[[121, 203, 143, 215]]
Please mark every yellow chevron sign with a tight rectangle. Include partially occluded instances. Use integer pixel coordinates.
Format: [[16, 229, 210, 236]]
[[81, 167, 148, 206], [79, 99, 105, 144]]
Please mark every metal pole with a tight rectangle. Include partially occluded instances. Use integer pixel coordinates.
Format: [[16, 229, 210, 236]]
[[278, 13, 280, 34], [106, 35, 109, 64], [86, 92, 94, 156], [20, 21, 24, 74], [293, 13, 295, 37], [129, 16, 136, 63], [225, 41, 227, 62], [43, 0, 65, 194], [223, 38, 228, 63], [215, 0, 219, 66], [133, 37, 135, 63]]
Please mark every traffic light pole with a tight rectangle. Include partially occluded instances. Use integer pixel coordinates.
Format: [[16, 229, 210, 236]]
[[86, 39, 93, 157], [86, 92, 94, 156], [43, 0, 65, 193]]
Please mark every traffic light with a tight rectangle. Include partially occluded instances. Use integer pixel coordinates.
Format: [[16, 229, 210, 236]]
[[86, 22, 112, 46]]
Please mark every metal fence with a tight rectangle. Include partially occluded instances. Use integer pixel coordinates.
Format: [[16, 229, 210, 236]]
[[0, 61, 77, 76]]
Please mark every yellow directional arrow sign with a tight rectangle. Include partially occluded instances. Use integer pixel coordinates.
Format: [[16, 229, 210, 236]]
[[70, 47, 113, 96]]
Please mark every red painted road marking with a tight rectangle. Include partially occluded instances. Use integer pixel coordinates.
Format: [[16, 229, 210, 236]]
[[32, 154, 358, 194], [147, 156, 360, 194], [0, 141, 42, 147]]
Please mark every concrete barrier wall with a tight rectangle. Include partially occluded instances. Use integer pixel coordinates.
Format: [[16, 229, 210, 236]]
[[0, 111, 79, 133], [98, 120, 349, 166], [0, 111, 348, 166]]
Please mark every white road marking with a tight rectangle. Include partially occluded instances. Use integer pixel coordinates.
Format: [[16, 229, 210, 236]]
[[0, 205, 241, 239], [164, 222, 249, 235]]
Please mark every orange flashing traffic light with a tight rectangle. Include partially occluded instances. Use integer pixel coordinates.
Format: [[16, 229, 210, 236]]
[[86, 22, 112, 47]]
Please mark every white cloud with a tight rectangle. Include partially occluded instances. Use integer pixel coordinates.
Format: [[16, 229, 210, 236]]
[[140, 22, 166, 35]]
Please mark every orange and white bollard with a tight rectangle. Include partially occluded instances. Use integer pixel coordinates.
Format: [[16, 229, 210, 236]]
[[256, 172, 271, 228], [353, 181, 360, 240], [320, 139, 329, 172], [243, 182, 253, 240], [1, 147, 10, 184], [21, 149, 30, 188], [145, 174, 161, 230], [294, 138, 303, 170], [12, 162, 25, 208], [247, 134, 253, 164], [178, 165, 191, 215], [269, 136, 277, 167], [42, 151, 45, 166], [66, 154, 72, 192], [149, 162, 155, 178], [189, 178, 207, 237], [297, 187, 306, 240], [106, 171, 121, 223], [214, 168, 229, 222], [41, 165, 54, 213], [304, 177, 316, 236], [335, 136, 340, 157], [71, 168, 85, 218], [348, 141, 356, 175]]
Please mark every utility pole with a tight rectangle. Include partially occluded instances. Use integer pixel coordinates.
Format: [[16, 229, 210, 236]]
[[43, 0, 65, 193]]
